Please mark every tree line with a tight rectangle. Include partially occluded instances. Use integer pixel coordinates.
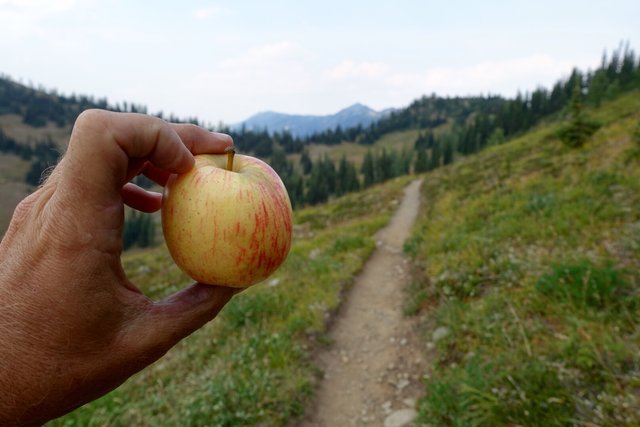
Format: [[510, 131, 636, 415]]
[[2, 43, 638, 248], [4, 43, 637, 165], [0, 128, 59, 185], [410, 43, 640, 167]]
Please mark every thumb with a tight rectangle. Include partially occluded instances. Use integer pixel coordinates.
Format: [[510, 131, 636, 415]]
[[124, 284, 236, 361]]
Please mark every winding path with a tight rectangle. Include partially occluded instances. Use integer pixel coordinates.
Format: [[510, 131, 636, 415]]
[[300, 179, 424, 427]]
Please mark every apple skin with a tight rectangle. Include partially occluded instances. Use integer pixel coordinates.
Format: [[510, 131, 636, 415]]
[[161, 153, 293, 288]]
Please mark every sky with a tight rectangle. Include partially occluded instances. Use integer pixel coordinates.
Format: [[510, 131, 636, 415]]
[[0, 0, 638, 125]]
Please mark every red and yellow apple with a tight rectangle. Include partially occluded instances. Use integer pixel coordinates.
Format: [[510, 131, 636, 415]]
[[161, 148, 293, 288]]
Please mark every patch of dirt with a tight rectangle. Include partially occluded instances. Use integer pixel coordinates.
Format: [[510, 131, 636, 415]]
[[299, 179, 425, 426]]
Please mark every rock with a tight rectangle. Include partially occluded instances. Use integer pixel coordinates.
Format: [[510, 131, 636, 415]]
[[383, 408, 417, 427], [308, 249, 321, 260], [268, 278, 280, 287], [432, 326, 450, 342], [396, 379, 410, 390], [402, 398, 417, 408]]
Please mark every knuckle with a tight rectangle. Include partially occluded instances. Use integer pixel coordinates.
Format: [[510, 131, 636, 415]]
[[76, 108, 107, 126]]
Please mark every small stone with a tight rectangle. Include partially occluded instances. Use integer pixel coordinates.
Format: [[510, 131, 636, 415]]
[[432, 326, 450, 342], [268, 278, 280, 287], [384, 408, 417, 427], [396, 379, 410, 390], [403, 398, 416, 408], [400, 338, 408, 346]]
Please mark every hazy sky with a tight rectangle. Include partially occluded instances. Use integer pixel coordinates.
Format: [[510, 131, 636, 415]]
[[1, 0, 638, 124]]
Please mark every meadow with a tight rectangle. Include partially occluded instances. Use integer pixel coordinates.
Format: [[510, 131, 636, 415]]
[[50, 176, 411, 426], [405, 91, 640, 426]]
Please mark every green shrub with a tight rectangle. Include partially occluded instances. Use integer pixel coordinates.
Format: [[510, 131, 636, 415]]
[[535, 260, 636, 312], [420, 356, 574, 426]]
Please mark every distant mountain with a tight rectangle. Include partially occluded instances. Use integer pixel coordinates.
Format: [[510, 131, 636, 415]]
[[234, 103, 393, 138]]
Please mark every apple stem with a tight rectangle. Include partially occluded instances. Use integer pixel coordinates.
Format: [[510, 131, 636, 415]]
[[225, 146, 236, 171]]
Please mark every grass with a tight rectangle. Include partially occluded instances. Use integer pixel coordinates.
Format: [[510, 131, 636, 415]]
[[0, 114, 72, 147], [405, 91, 640, 426], [49, 175, 411, 426], [302, 129, 422, 168], [0, 153, 32, 235], [375, 129, 421, 152], [304, 141, 367, 166]]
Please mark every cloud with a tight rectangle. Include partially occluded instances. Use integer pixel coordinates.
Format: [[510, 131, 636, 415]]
[[0, 0, 81, 38], [418, 54, 577, 95], [323, 54, 578, 100], [147, 47, 591, 124], [0, 0, 76, 13], [326, 60, 389, 80], [175, 41, 315, 122], [193, 6, 227, 19]]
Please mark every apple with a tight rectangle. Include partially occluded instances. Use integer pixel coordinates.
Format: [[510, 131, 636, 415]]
[[161, 148, 293, 288]]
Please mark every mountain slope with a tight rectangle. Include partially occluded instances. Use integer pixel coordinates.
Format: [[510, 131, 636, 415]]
[[50, 176, 412, 426], [235, 103, 391, 137], [405, 91, 640, 425]]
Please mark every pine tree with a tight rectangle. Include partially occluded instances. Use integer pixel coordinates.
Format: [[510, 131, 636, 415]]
[[414, 148, 429, 173], [336, 155, 360, 196], [305, 161, 329, 205], [362, 151, 376, 187], [321, 155, 337, 195], [300, 150, 312, 175], [270, 146, 289, 176], [557, 81, 600, 148], [123, 210, 155, 250], [442, 137, 454, 166], [377, 149, 393, 182], [429, 141, 441, 170], [587, 69, 608, 107], [284, 167, 304, 208]]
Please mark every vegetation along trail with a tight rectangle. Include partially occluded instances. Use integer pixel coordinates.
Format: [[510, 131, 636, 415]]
[[301, 179, 424, 427]]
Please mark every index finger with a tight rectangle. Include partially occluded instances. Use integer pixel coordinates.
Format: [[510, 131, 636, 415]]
[[170, 123, 233, 155], [53, 110, 232, 233]]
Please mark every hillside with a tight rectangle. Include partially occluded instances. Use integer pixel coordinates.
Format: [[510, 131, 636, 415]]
[[49, 176, 412, 426], [44, 90, 640, 425], [234, 103, 392, 138], [4, 44, 637, 221], [405, 91, 640, 425]]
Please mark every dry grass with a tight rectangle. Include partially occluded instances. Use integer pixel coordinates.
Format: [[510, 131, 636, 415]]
[[0, 114, 72, 148]]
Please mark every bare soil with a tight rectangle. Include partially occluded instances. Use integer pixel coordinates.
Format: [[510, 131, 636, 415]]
[[300, 179, 424, 427]]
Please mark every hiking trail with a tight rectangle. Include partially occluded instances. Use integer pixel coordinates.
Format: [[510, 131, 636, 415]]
[[300, 179, 425, 427]]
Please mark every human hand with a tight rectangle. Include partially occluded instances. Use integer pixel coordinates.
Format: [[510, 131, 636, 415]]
[[0, 110, 236, 426]]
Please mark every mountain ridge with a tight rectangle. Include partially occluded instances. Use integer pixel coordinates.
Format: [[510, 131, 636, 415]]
[[234, 103, 394, 137]]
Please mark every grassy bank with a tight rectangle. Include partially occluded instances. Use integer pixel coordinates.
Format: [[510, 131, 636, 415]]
[[405, 91, 640, 425], [50, 176, 410, 426]]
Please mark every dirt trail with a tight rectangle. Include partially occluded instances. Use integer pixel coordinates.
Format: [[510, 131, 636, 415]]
[[300, 179, 424, 427]]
